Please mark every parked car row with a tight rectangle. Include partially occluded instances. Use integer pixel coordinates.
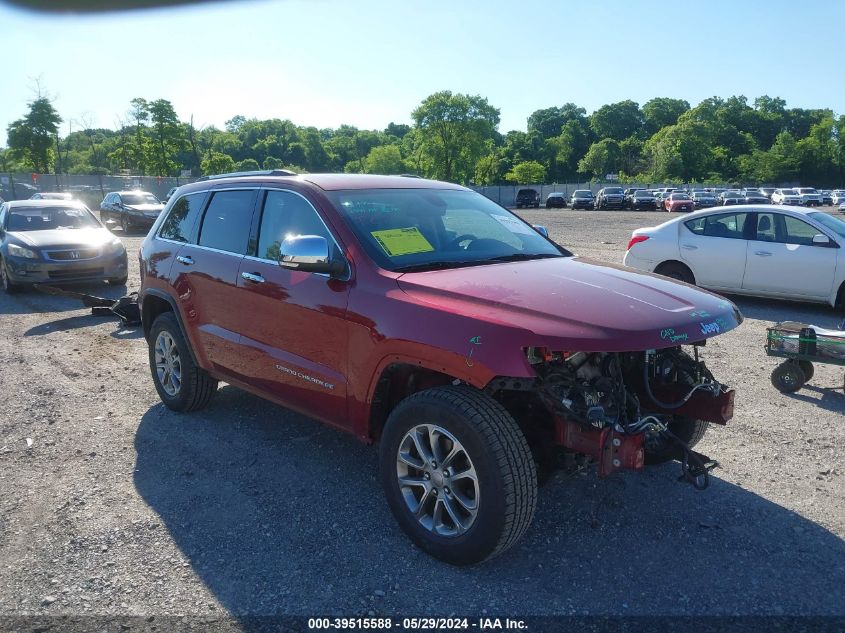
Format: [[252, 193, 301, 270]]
[[529, 185, 844, 213]]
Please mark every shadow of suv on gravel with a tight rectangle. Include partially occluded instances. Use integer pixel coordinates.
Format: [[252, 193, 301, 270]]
[[138, 171, 741, 565]]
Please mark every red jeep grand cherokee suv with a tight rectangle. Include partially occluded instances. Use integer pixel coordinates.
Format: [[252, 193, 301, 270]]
[[139, 172, 741, 565]]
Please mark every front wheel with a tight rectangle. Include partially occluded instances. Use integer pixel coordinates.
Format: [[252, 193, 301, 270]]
[[0, 258, 22, 294], [120, 214, 132, 234], [379, 385, 537, 565], [771, 361, 805, 393]]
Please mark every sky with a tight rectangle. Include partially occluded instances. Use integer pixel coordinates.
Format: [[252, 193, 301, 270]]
[[1, 0, 843, 145]]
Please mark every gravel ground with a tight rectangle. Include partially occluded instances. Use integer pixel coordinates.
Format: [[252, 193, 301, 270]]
[[0, 209, 843, 626]]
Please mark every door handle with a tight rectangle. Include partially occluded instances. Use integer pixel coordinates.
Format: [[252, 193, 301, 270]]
[[754, 251, 772, 257], [176, 255, 194, 265], [681, 244, 698, 250], [241, 272, 265, 283]]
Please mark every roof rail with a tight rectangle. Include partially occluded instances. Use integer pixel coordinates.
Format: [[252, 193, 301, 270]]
[[197, 169, 297, 182], [399, 173, 422, 178]]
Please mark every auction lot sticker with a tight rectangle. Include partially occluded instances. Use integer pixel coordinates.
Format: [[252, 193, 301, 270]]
[[372, 227, 434, 256]]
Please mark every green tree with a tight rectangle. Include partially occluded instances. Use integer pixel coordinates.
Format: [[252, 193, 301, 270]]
[[363, 144, 404, 174], [6, 96, 62, 172], [201, 151, 236, 175], [642, 98, 689, 136], [235, 158, 261, 171], [411, 91, 500, 183], [474, 145, 502, 185], [148, 99, 185, 176], [263, 156, 284, 170], [578, 139, 621, 179], [589, 100, 643, 141], [128, 98, 150, 175], [505, 160, 546, 184], [550, 119, 591, 180]]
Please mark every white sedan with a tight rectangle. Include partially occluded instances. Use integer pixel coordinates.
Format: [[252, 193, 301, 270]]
[[623, 205, 845, 309]]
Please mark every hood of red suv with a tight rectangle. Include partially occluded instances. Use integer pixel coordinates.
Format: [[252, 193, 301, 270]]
[[397, 257, 742, 352]]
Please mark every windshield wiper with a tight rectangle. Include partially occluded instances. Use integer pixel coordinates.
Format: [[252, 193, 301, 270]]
[[483, 253, 563, 263], [394, 260, 492, 273]]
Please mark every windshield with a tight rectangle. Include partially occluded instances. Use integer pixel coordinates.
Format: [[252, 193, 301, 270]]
[[808, 212, 845, 239], [633, 191, 651, 197], [797, 188, 817, 194], [8, 206, 100, 231], [122, 193, 160, 205], [605, 188, 623, 194], [573, 190, 592, 198], [671, 193, 691, 200], [327, 189, 568, 272]]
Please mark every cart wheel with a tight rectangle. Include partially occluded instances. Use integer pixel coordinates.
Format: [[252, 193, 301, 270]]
[[771, 362, 805, 393], [797, 361, 814, 382]]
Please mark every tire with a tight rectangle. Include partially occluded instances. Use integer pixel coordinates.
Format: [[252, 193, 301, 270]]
[[379, 385, 537, 566], [655, 262, 695, 285], [148, 312, 218, 412], [644, 415, 709, 465], [120, 214, 132, 234], [108, 275, 129, 286], [771, 361, 805, 393], [0, 257, 22, 294], [798, 361, 814, 382], [534, 203, 539, 208]]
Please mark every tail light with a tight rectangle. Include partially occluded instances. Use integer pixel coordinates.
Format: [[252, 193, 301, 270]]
[[627, 235, 650, 250]]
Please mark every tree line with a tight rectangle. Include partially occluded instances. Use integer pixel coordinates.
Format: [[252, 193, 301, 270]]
[[2, 91, 844, 186]]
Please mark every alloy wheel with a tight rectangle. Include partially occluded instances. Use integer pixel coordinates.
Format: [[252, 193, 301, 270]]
[[154, 331, 182, 396], [395, 424, 479, 537]]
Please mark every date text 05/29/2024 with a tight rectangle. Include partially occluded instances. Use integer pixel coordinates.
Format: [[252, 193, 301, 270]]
[[307, 617, 528, 630]]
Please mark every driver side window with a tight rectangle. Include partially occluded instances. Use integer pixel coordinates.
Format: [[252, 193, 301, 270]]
[[256, 190, 334, 262]]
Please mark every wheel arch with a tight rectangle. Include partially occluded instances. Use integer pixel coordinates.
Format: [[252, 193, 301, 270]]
[[367, 362, 462, 441], [654, 259, 696, 283], [834, 279, 845, 311], [140, 289, 200, 366]]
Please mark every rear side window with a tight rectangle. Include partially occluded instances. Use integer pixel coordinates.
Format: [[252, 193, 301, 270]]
[[159, 192, 206, 244], [198, 190, 256, 254], [685, 213, 748, 239]]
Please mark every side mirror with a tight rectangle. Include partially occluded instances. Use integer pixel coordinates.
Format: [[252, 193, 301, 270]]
[[812, 233, 832, 246], [533, 224, 549, 238], [279, 234, 345, 276]]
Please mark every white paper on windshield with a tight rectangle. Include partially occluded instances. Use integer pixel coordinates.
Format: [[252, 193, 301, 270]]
[[491, 214, 534, 235]]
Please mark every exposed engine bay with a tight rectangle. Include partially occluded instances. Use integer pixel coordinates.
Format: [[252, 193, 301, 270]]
[[524, 345, 734, 488]]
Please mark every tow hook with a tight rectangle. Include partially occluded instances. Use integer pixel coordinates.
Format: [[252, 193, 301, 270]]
[[662, 429, 719, 490]]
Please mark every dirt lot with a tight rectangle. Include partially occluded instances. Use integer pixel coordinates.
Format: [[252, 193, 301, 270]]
[[0, 209, 843, 625]]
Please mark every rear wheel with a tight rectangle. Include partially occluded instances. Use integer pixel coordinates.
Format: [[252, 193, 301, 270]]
[[379, 385, 537, 565], [797, 361, 814, 382], [148, 312, 218, 411], [655, 262, 695, 285]]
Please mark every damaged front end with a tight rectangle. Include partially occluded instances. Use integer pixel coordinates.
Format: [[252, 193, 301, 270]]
[[493, 345, 734, 489]]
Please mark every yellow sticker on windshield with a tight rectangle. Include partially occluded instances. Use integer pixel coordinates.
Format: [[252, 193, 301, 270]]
[[371, 227, 434, 257]]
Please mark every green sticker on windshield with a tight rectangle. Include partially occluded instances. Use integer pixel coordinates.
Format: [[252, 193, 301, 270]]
[[371, 227, 434, 257]]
